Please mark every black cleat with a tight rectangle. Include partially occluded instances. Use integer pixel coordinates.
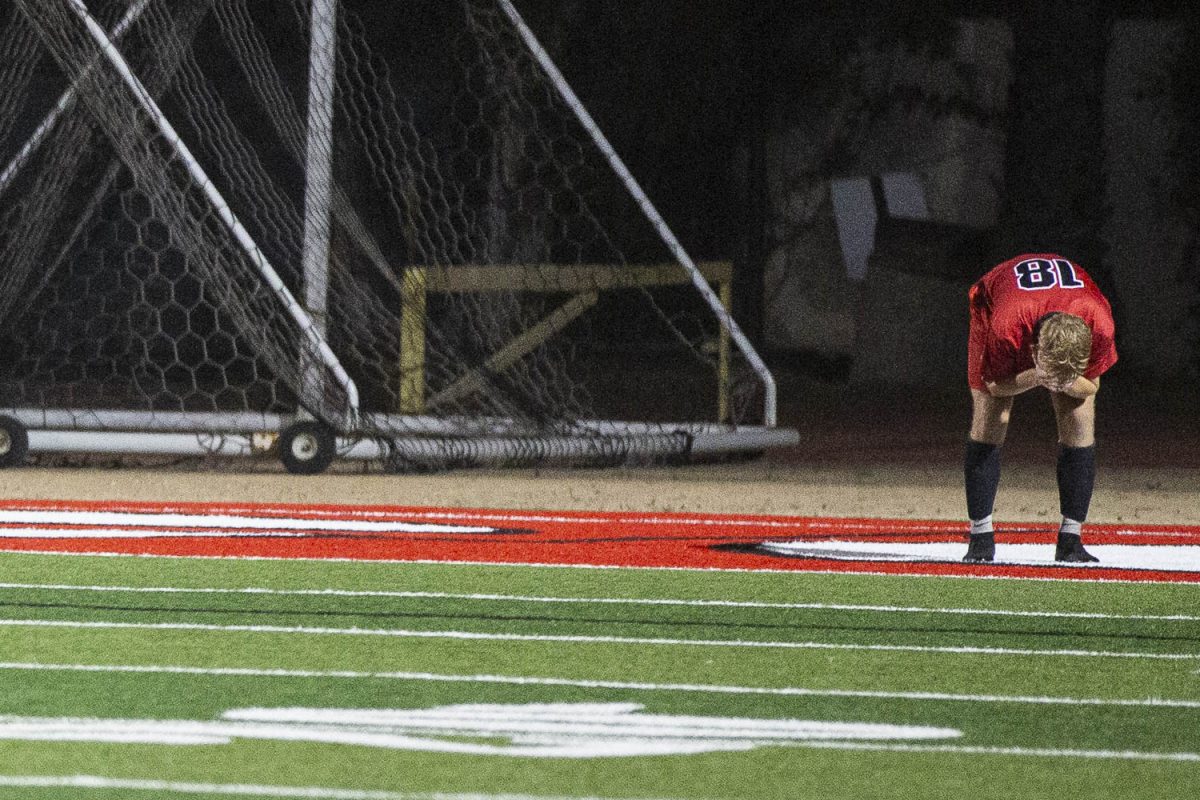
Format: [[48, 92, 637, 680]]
[[1055, 533, 1099, 563], [963, 532, 995, 562]]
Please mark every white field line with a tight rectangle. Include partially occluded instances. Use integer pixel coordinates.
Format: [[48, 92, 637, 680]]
[[0, 509, 494, 534], [0, 747, 1196, 774], [407, 511, 1200, 543], [66, 503, 1180, 539], [0, 618, 1197, 661], [0, 506, 891, 531], [2, 661, 1198, 709], [0, 774, 654, 800], [1, 581, 1196, 623], [794, 740, 1200, 762], [11, 502, 1194, 541]]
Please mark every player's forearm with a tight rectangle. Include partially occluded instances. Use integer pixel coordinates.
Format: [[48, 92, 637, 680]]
[[985, 368, 1039, 397]]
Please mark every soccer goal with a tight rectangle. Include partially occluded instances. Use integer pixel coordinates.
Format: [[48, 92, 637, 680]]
[[0, 0, 795, 474]]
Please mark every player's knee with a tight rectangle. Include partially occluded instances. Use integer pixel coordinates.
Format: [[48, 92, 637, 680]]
[[1056, 413, 1094, 447], [970, 394, 1011, 443], [971, 419, 1008, 445], [1053, 400, 1095, 447], [1058, 428, 1095, 448], [986, 410, 1010, 437]]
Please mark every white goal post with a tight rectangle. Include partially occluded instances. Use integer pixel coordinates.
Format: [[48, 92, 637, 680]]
[[0, 0, 796, 473]]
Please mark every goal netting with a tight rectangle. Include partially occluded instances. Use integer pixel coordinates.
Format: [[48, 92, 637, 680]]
[[0, 0, 785, 470]]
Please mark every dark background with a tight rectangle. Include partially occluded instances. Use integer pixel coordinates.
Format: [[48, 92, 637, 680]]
[[496, 0, 1200, 392], [481, 0, 1200, 461], [6, 0, 1196, 460]]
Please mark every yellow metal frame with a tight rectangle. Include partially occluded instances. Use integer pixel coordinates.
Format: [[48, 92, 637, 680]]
[[398, 260, 734, 421], [398, 268, 427, 414]]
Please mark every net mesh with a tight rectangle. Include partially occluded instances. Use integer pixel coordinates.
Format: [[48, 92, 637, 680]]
[[0, 0, 761, 467]]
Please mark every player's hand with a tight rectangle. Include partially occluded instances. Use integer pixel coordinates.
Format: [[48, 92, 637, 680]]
[[1055, 375, 1100, 399], [1034, 364, 1072, 393]]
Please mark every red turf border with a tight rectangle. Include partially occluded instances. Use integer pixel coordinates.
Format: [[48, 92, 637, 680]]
[[1, 498, 1198, 583]]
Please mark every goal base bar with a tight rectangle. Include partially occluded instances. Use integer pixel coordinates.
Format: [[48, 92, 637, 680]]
[[5, 408, 792, 438], [23, 427, 797, 466]]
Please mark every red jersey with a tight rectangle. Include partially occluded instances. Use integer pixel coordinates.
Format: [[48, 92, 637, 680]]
[[967, 254, 1117, 389]]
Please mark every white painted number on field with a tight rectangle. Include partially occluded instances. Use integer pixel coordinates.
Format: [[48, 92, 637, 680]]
[[0, 702, 960, 758]]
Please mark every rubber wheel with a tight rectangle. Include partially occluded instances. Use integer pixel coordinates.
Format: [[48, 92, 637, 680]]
[[0, 415, 29, 468], [278, 421, 337, 475]]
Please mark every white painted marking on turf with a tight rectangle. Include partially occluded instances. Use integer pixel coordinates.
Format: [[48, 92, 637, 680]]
[[763, 540, 1200, 572], [8, 507, 1193, 546], [98, 502, 1195, 539], [0, 527, 322, 539], [795, 740, 1200, 763], [0, 509, 495, 535], [1, 581, 1196, 622], [0, 707, 1195, 764], [4, 548, 1196, 586], [249, 505, 1194, 540], [2, 661, 1198, 709], [1, 618, 1196, 660], [0, 703, 960, 758], [0, 775, 649, 799]]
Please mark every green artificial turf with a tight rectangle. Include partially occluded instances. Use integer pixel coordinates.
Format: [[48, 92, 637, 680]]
[[0, 551, 1196, 799]]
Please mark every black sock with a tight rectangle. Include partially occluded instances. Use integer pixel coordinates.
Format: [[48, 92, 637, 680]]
[[1057, 444, 1096, 523], [965, 439, 1001, 523]]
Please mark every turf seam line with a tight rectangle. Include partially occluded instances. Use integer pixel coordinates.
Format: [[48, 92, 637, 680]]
[[1, 661, 1197, 709], [2, 549, 1190, 585], [2, 618, 1196, 660], [1, 582, 1194, 622]]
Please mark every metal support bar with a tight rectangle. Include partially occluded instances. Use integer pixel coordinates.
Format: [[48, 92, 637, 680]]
[[299, 0, 337, 411], [0, 0, 150, 198], [495, 0, 778, 427], [718, 277, 733, 424], [210, 0, 400, 288], [399, 268, 427, 413], [417, 260, 732, 293], [2, 407, 798, 446], [26, 426, 796, 463], [428, 291, 599, 410], [403, 261, 734, 421], [63, 0, 359, 416]]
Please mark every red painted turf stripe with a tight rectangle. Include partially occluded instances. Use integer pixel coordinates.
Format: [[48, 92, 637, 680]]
[[0, 499, 1198, 583]]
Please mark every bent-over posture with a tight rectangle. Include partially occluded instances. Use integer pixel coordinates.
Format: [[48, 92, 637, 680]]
[[965, 253, 1117, 563]]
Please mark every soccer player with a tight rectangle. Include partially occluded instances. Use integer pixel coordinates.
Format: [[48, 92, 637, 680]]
[[964, 253, 1117, 563]]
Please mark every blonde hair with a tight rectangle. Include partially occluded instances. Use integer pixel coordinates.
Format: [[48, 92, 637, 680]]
[[1036, 313, 1091, 385]]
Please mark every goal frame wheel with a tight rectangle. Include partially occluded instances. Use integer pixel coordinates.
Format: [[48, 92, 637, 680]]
[[0, 415, 29, 468], [278, 421, 337, 475]]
